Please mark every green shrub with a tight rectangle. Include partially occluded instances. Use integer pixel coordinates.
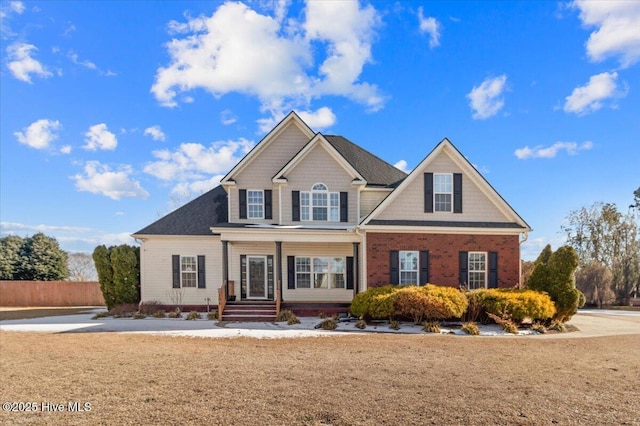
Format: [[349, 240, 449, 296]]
[[527, 244, 584, 322], [186, 311, 201, 320], [350, 285, 397, 320], [461, 322, 480, 335], [355, 319, 366, 329], [320, 318, 337, 330], [92, 312, 109, 320], [350, 284, 467, 321], [207, 310, 218, 320], [467, 288, 556, 324], [132, 312, 147, 319], [423, 321, 441, 333]]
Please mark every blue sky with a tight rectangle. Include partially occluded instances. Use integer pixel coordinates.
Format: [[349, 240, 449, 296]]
[[1, 0, 638, 260]]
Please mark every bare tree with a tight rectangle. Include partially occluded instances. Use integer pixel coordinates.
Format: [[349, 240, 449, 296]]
[[576, 263, 614, 308], [68, 252, 98, 281]]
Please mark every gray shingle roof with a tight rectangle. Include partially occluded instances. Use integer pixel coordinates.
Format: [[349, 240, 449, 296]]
[[324, 135, 407, 187], [133, 185, 228, 236]]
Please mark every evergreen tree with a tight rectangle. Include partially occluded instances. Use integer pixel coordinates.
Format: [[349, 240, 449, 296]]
[[0, 235, 24, 279], [16, 233, 68, 280], [93, 244, 140, 309], [527, 244, 584, 322]]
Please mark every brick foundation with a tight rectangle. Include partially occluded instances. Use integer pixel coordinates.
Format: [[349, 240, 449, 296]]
[[366, 232, 520, 288]]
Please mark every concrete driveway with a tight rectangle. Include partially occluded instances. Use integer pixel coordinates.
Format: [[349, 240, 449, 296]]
[[562, 309, 640, 338]]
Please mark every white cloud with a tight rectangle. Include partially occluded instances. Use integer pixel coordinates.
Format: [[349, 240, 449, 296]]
[[144, 125, 166, 141], [1, 221, 92, 234], [68, 50, 97, 70], [514, 141, 593, 159], [14, 119, 61, 150], [572, 0, 640, 68], [72, 161, 149, 200], [467, 75, 507, 120], [170, 174, 226, 199], [563, 71, 625, 115], [257, 106, 336, 133], [220, 109, 237, 126], [83, 123, 117, 151], [1, 2, 25, 38], [10, 1, 25, 14], [60, 145, 72, 154], [6, 42, 52, 83], [152, 1, 383, 125], [418, 7, 441, 48], [144, 138, 254, 182], [62, 22, 76, 37], [394, 160, 411, 173]]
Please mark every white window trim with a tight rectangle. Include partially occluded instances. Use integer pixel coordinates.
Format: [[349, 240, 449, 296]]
[[180, 255, 198, 288], [434, 173, 453, 213], [247, 189, 264, 219], [294, 256, 346, 289], [301, 183, 340, 222], [399, 250, 419, 286], [468, 251, 487, 290]]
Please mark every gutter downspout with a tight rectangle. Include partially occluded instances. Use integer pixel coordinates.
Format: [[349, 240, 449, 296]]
[[519, 231, 529, 289]]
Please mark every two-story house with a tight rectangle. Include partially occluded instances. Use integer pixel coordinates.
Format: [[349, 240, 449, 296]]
[[132, 112, 531, 319]]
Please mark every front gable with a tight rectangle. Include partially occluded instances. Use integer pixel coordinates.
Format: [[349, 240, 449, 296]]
[[277, 135, 362, 225], [363, 139, 531, 231]]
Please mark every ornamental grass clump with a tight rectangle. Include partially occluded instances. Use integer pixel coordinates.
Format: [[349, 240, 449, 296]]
[[276, 309, 299, 324], [207, 310, 218, 320], [423, 321, 441, 333], [320, 318, 337, 330], [153, 310, 166, 318], [355, 319, 367, 329], [186, 311, 201, 320], [461, 322, 480, 335]]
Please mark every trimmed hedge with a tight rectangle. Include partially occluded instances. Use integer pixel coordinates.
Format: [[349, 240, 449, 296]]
[[467, 288, 556, 323], [350, 284, 468, 321]]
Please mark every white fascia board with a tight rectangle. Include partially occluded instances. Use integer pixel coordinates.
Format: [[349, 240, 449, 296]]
[[359, 225, 526, 235]]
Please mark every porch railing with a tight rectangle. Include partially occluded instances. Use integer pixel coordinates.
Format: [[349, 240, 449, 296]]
[[217, 281, 227, 321], [275, 281, 281, 316]]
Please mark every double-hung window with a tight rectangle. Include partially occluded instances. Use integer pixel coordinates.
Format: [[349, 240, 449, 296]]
[[247, 190, 264, 219], [295, 257, 345, 289], [181, 256, 197, 288], [301, 183, 340, 222], [399, 251, 419, 285], [434, 174, 452, 212], [468, 252, 487, 290]]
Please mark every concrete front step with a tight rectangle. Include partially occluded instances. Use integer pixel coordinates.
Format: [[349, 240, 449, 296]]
[[222, 315, 277, 322]]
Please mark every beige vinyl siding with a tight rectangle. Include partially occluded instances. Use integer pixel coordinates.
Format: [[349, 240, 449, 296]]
[[376, 150, 509, 222], [228, 186, 280, 225], [360, 189, 392, 220], [140, 237, 222, 306], [226, 241, 353, 303], [231, 124, 309, 224], [280, 143, 358, 225]]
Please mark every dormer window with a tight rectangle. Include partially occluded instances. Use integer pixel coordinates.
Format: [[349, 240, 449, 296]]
[[301, 183, 340, 221]]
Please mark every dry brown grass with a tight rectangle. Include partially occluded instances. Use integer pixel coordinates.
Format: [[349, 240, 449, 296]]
[[1, 331, 639, 425]]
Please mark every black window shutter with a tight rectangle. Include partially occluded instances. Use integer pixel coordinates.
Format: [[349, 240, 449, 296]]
[[267, 255, 274, 299], [346, 256, 354, 289], [453, 173, 463, 213], [340, 192, 348, 222], [419, 250, 429, 285], [172, 255, 180, 288], [459, 251, 468, 286], [390, 250, 399, 284], [264, 190, 272, 220], [240, 255, 247, 299], [287, 256, 295, 289], [424, 173, 434, 213], [292, 191, 300, 222], [489, 252, 498, 288], [197, 255, 206, 288], [239, 189, 247, 219]]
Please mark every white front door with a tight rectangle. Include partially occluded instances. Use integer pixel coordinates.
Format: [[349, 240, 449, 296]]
[[247, 256, 267, 299]]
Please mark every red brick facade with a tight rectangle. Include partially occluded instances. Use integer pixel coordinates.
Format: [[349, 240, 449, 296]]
[[366, 232, 521, 289]]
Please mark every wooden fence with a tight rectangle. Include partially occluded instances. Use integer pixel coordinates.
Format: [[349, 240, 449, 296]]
[[0, 281, 105, 307]]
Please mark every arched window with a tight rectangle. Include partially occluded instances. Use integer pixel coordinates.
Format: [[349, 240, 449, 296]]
[[301, 183, 339, 221]]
